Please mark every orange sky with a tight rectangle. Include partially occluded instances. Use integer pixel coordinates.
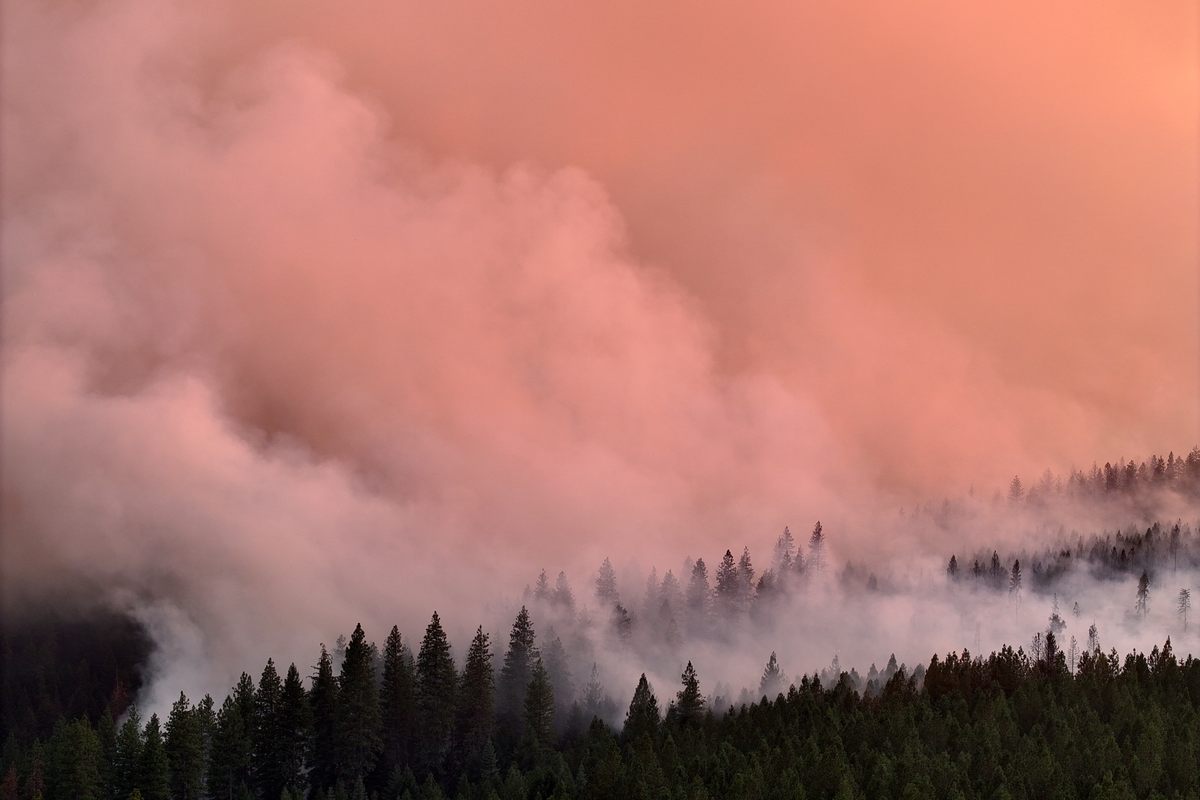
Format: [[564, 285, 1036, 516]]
[[3, 0, 1199, 609], [211, 1, 1200, 485]]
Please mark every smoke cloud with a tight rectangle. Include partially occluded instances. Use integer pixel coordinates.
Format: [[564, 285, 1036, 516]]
[[2, 0, 1198, 711]]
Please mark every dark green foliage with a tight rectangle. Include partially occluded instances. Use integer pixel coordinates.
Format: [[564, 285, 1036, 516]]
[[335, 623, 382, 786], [278, 663, 311, 796], [113, 707, 142, 800], [380, 625, 416, 781], [137, 714, 168, 800], [521, 659, 554, 755], [46, 718, 101, 800], [164, 692, 203, 800], [622, 675, 659, 743], [454, 626, 494, 776], [309, 644, 339, 793], [670, 662, 704, 727], [416, 613, 457, 773], [208, 694, 249, 800], [16, 614, 1200, 800], [496, 607, 536, 748]]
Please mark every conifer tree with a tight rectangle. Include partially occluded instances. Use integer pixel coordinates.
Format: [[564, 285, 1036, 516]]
[[773, 527, 795, 573], [686, 556, 710, 633], [1135, 571, 1150, 617], [138, 714, 169, 800], [533, 570, 551, 602], [623, 675, 660, 742], [114, 707, 143, 800], [659, 571, 683, 619], [610, 604, 633, 645], [308, 644, 340, 793], [539, 632, 573, 720], [522, 659, 555, 754], [946, 555, 959, 579], [47, 718, 102, 800], [279, 663, 311, 797], [379, 626, 416, 781], [497, 607, 537, 746], [195, 694, 216, 775], [714, 550, 739, 615], [760, 652, 786, 699], [454, 626, 494, 775], [164, 692, 204, 800], [809, 522, 825, 573], [252, 659, 285, 799], [1178, 588, 1191, 631], [552, 572, 575, 611], [595, 559, 619, 607], [737, 548, 755, 608], [336, 624, 382, 786], [208, 694, 250, 800], [96, 708, 116, 800], [673, 662, 704, 726], [416, 612, 457, 772]]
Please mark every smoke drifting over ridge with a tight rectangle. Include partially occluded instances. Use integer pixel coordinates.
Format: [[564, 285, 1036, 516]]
[[2, 0, 1199, 711]]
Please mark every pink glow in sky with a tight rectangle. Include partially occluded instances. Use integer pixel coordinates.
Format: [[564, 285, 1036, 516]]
[[2, 0, 1198, 668]]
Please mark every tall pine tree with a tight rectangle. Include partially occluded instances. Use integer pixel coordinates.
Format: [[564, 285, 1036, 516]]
[[415, 612, 457, 774], [453, 626, 494, 777], [336, 624, 383, 786], [379, 626, 416, 783]]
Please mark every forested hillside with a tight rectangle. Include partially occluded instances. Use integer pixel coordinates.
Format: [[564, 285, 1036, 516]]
[[3, 617, 1199, 800], [3, 447, 1200, 799]]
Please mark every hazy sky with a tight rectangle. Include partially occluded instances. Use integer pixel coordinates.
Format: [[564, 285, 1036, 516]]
[[2, 0, 1198, 697]]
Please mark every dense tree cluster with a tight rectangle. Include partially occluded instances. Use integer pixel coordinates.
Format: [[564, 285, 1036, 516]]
[[5, 616, 1200, 799]]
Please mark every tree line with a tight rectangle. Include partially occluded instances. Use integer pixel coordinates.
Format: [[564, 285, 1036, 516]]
[[4, 614, 1200, 800]]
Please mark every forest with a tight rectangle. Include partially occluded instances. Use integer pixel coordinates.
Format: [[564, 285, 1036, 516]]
[[3, 447, 1200, 800]]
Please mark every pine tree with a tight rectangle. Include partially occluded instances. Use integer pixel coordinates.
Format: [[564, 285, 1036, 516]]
[[1178, 588, 1191, 631], [610, 604, 633, 645], [279, 663, 311, 797], [1009, 560, 1022, 603], [539, 632, 573, 720], [809, 521, 825, 573], [522, 659, 555, 754], [623, 675, 660, 742], [96, 708, 116, 800], [138, 715, 169, 800], [114, 707, 143, 800], [308, 644, 340, 794], [336, 624, 382, 785], [454, 626, 494, 775], [46, 718, 102, 800], [686, 558, 711, 632], [497, 607, 537, 747], [1135, 571, 1150, 617], [380, 626, 416, 781], [737, 548, 755, 610], [773, 527, 795, 573], [1009, 475, 1024, 501], [759, 652, 786, 698], [552, 572, 575, 611], [581, 664, 611, 724], [533, 570, 551, 602], [946, 555, 959, 579], [595, 559, 619, 607], [673, 662, 704, 726], [251, 660, 285, 799], [164, 692, 204, 800], [416, 612, 457, 772], [207, 695, 244, 800], [714, 549, 739, 615]]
